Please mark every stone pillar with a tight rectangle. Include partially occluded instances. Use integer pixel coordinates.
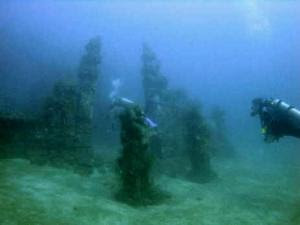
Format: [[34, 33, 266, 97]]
[[39, 37, 101, 175], [184, 103, 216, 183], [210, 106, 235, 158], [77, 36, 101, 125], [116, 104, 156, 205], [75, 36, 101, 174], [141, 44, 168, 120], [141, 44, 167, 158]]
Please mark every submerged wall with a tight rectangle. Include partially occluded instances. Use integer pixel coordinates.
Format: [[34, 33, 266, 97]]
[[0, 37, 101, 175]]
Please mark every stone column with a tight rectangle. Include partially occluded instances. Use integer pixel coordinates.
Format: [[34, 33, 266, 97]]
[[75, 37, 101, 174], [184, 103, 216, 183]]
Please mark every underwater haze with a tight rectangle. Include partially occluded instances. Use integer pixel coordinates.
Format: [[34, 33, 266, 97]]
[[0, 0, 300, 225]]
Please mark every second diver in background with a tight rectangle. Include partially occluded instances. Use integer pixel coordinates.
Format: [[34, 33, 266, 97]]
[[251, 98, 300, 142]]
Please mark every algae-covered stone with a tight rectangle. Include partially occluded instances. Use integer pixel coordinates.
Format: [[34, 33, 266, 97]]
[[38, 37, 101, 174], [141, 44, 168, 158], [209, 106, 235, 158], [116, 103, 167, 206], [0, 112, 38, 159], [184, 103, 216, 183], [141, 44, 168, 120], [75, 36, 101, 174], [77, 36, 101, 124]]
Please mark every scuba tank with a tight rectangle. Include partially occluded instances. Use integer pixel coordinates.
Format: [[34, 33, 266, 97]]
[[266, 99, 300, 140], [251, 98, 300, 142], [271, 99, 300, 123]]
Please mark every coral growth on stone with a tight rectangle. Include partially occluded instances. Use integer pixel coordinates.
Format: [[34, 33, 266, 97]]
[[116, 104, 167, 206], [0, 37, 101, 176], [184, 102, 217, 183], [209, 106, 235, 158]]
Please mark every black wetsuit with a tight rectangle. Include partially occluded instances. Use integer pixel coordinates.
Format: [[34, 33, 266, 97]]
[[252, 98, 300, 141], [262, 105, 300, 140]]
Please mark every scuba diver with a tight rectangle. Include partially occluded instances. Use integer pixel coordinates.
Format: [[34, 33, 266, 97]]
[[108, 79, 157, 129], [110, 97, 157, 128], [251, 98, 300, 142], [110, 97, 163, 158], [108, 79, 162, 158]]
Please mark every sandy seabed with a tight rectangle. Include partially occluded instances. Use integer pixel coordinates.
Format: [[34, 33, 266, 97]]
[[0, 155, 300, 225]]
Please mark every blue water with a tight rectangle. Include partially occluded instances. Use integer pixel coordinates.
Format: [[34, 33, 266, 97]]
[[0, 1, 299, 224]]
